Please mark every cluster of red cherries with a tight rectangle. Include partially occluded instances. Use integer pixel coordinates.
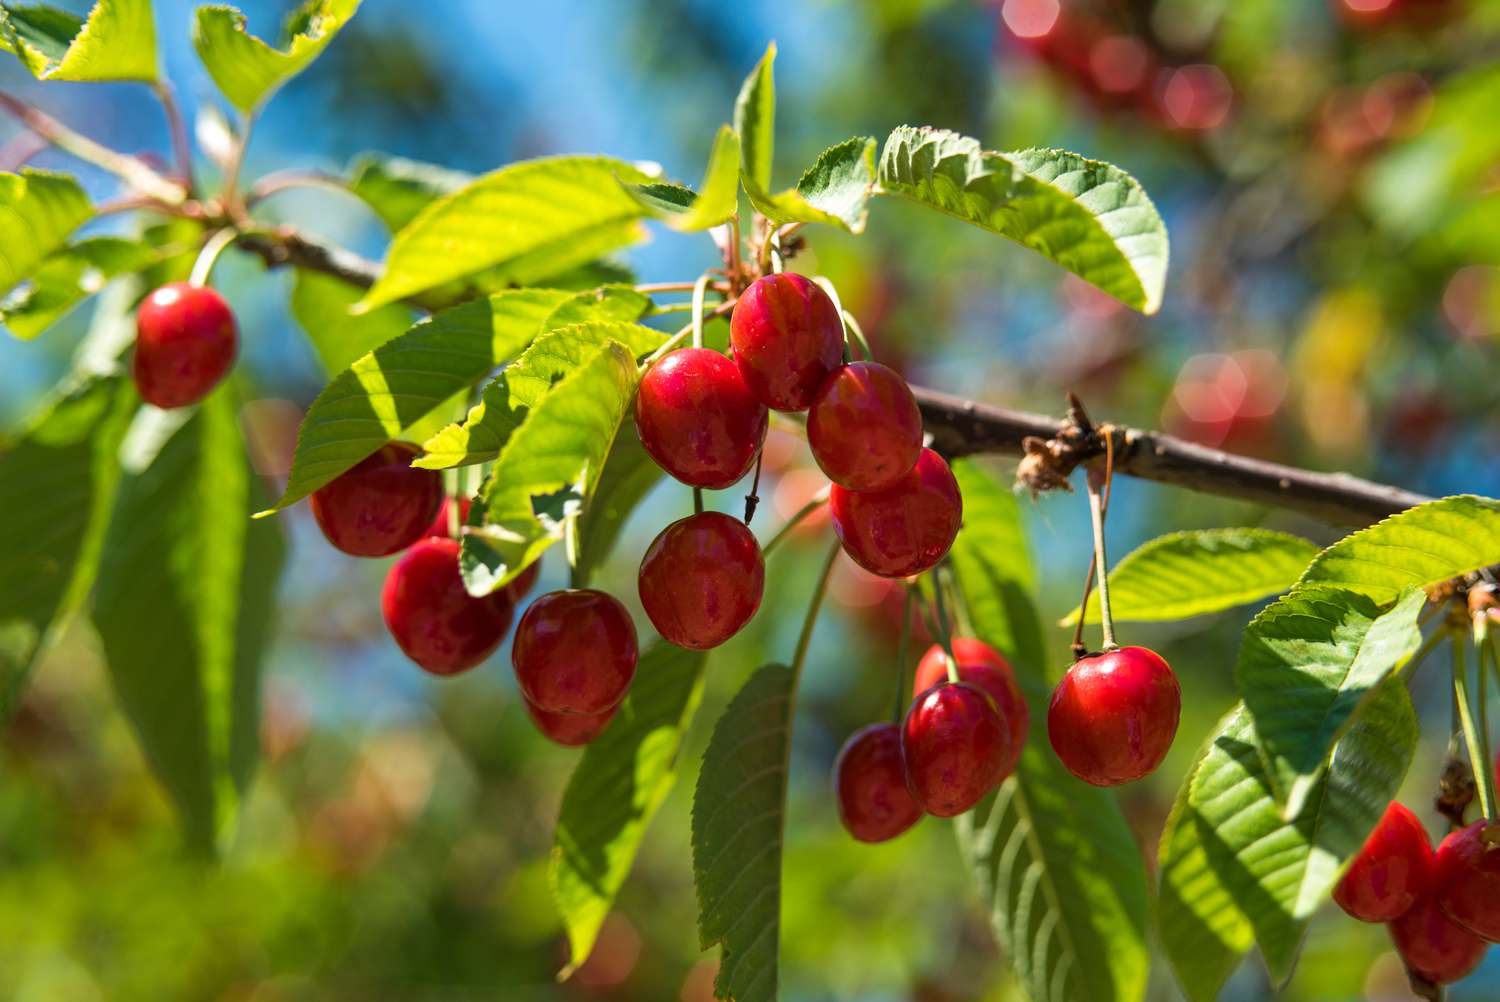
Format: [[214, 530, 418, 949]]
[[1334, 800, 1500, 986]]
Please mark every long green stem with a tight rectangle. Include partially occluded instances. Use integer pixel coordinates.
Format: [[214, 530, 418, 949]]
[[790, 542, 841, 683], [189, 227, 239, 287], [1086, 472, 1117, 650], [691, 273, 711, 349], [1453, 635, 1495, 820], [930, 573, 960, 684], [894, 587, 914, 721], [761, 490, 830, 557], [841, 309, 873, 362], [1480, 638, 1497, 820], [150, 80, 195, 194]]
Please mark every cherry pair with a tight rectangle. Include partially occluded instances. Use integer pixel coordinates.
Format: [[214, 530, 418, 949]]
[[133, 282, 238, 409], [835, 639, 1025, 843]]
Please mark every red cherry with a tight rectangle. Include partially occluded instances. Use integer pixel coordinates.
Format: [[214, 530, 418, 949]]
[[1333, 802, 1433, 922], [309, 441, 444, 557], [835, 722, 923, 842], [901, 681, 1010, 818], [512, 589, 638, 715], [1390, 886, 1488, 985], [729, 273, 845, 411], [1433, 820, 1500, 941], [524, 697, 616, 747], [381, 537, 516, 676], [133, 282, 237, 409], [807, 362, 923, 491], [829, 447, 962, 578], [638, 511, 764, 650], [423, 497, 472, 540], [1047, 646, 1180, 786], [634, 348, 768, 488], [913, 638, 1029, 778]]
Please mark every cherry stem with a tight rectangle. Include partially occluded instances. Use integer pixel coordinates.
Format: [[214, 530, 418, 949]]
[[894, 587, 914, 722], [791, 542, 841, 684], [690, 273, 711, 350], [743, 453, 763, 524], [1479, 635, 1499, 820], [150, 80, 195, 195], [693, 487, 704, 515], [812, 276, 855, 363], [1452, 633, 1495, 820], [189, 227, 239, 287], [644, 297, 739, 366], [1085, 466, 1117, 651], [762, 490, 830, 557], [929, 573, 961, 685], [841, 310, 872, 362]]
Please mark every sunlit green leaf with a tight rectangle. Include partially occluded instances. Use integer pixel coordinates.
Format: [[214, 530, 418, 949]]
[[0, 0, 156, 82], [1, 237, 159, 340], [347, 153, 472, 232], [746, 137, 877, 233], [571, 429, 662, 589], [626, 125, 741, 231], [193, 0, 360, 112], [733, 42, 775, 194], [288, 269, 414, 375], [0, 170, 93, 307]]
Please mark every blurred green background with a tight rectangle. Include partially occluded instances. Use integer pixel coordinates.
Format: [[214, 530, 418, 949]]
[[3, 0, 1500, 999]]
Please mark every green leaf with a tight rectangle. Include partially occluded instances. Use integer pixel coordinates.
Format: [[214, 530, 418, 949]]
[[745, 137, 878, 233], [733, 42, 775, 194], [539, 284, 652, 330], [949, 460, 1149, 1002], [0, 170, 93, 305], [1237, 586, 1426, 818], [1158, 683, 1418, 998], [347, 153, 472, 232], [356, 156, 657, 311], [876, 127, 1169, 314], [459, 338, 641, 595], [1, 236, 159, 340], [626, 124, 741, 231], [1063, 528, 1318, 626], [552, 642, 708, 975], [692, 663, 793, 1002], [192, 0, 360, 112], [288, 269, 413, 375], [0, 0, 157, 82], [571, 429, 662, 589], [92, 386, 286, 852], [0, 374, 134, 717], [262, 289, 571, 514], [1298, 495, 1500, 603]]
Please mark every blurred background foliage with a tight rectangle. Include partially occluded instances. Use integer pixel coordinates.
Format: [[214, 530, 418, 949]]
[[2, 0, 1500, 999]]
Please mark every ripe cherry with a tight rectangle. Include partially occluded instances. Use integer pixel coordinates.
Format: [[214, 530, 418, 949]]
[[634, 348, 768, 488], [1047, 646, 1180, 787], [807, 361, 923, 491], [638, 511, 764, 650], [829, 447, 962, 578], [381, 536, 516, 676], [133, 282, 238, 409], [729, 273, 845, 411], [834, 722, 923, 842], [309, 441, 444, 557], [1432, 819, 1500, 941], [423, 497, 472, 540], [1333, 802, 1433, 922], [524, 698, 616, 747], [512, 589, 638, 716], [912, 638, 1029, 778], [901, 681, 1010, 817], [1390, 887, 1488, 985]]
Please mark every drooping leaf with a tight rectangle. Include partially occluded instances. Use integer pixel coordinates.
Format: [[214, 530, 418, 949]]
[[746, 137, 878, 234], [552, 642, 708, 975], [1238, 586, 1426, 817], [1, 236, 159, 340], [262, 289, 571, 514], [571, 428, 662, 589], [0, 0, 156, 82], [288, 270, 413, 375], [876, 127, 1169, 314], [1063, 528, 1318, 626], [949, 460, 1150, 1002], [733, 41, 775, 194], [92, 385, 286, 853], [1297, 495, 1500, 603], [193, 0, 360, 112], [0, 374, 134, 717], [347, 153, 472, 232], [0, 170, 93, 305], [692, 663, 794, 1002], [626, 125, 741, 231], [356, 156, 656, 311], [1158, 683, 1418, 999]]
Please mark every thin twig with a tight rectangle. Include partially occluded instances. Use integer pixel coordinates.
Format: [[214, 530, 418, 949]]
[[150, 80, 195, 194], [246, 168, 353, 206], [762, 489, 830, 556]]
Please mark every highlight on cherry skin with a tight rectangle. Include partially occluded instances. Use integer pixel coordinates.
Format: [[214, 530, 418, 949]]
[[512, 589, 639, 716], [912, 638, 1029, 778], [1333, 801, 1434, 923], [1046, 645, 1181, 787], [637, 510, 765, 650], [132, 281, 238, 409], [729, 272, 846, 412], [900, 680, 1011, 818], [381, 536, 516, 677], [309, 441, 444, 557], [834, 722, 924, 843], [829, 447, 963, 579], [634, 346, 769, 489], [807, 360, 923, 491]]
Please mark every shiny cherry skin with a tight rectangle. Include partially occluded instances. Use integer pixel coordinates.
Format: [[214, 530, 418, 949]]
[[1390, 885, 1488, 985], [423, 497, 472, 540], [729, 273, 845, 411], [638, 511, 764, 650], [634, 348, 768, 488], [1047, 646, 1180, 787], [835, 723, 923, 842], [829, 448, 962, 578], [309, 441, 444, 557], [512, 589, 638, 716], [901, 681, 1010, 817], [807, 362, 923, 491], [1333, 801, 1433, 922], [133, 282, 238, 409], [381, 537, 516, 676], [913, 638, 1028, 778], [1433, 820, 1500, 941], [524, 698, 616, 747]]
